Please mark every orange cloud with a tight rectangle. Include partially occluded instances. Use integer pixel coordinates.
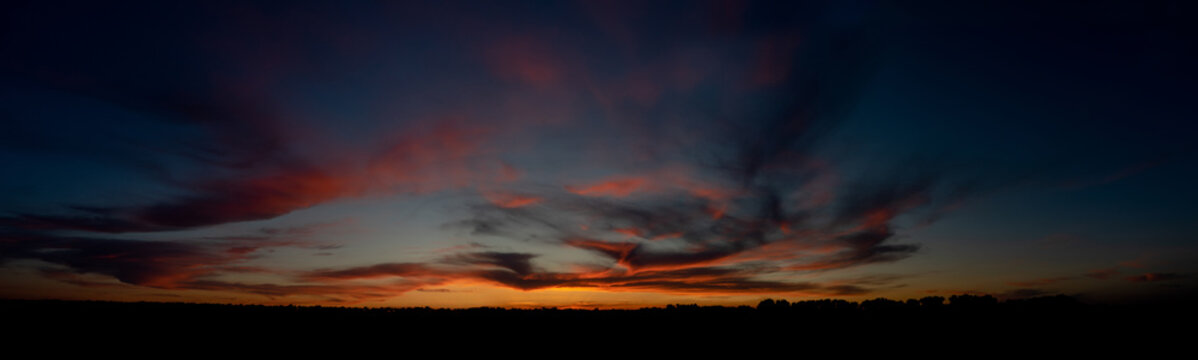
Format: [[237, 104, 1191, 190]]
[[564, 167, 738, 201], [613, 227, 646, 238], [301, 251, 870, 297], [566, 177, 648, 197], [482, 191, 542, 208]]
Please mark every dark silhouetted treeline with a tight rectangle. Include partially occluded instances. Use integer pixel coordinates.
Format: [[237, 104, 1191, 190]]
[[2, 295, 1190, 345]]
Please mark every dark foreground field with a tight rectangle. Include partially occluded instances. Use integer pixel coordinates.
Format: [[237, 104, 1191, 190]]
[[4, 295, 1192, 346]]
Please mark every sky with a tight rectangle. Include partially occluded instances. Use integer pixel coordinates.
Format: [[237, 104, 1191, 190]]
[[1, 0, 1196, 308]]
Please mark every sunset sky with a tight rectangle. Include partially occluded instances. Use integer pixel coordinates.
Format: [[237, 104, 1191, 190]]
[[2, 0, 1195, 308]]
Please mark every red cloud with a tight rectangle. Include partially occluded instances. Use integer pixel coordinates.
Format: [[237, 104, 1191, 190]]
[[368, 119, 496, 193], [485, 36, 566, 89], [566, 177, 648, 197], [138, 166, 351, 229], [564, 167, 738, 201], [7, 117, 507, 233], [612, 227, 645, 238], [482, 192, 542, 208], [1125, 273, 1185, 282], [749, 35, 801, 88]]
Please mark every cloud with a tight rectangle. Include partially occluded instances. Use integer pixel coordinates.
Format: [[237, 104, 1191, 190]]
[[0, 229, 451, 302], [566, 177, 649, 197], [484, 35, 568, 89], [784, 228, 921, 271], [447, 144, 964, 292], [1059, 155, 1176, 190], [1007, 276, 1074, 287], [0, 232, 258, 288], [1125, 273, 1187, 283], [178, 279, 432, 300], [1085, 268, 1120, 280], [443, 252, 539, 276], [481, 192, 542, 208], [999, 288, 1053, 299], [748, 34, 802, 88], [416, 288, 453, 293], [0, 219, 350, 290], [304, 252, 878, 296], [3, 118, 504, 233], [306, 263, 436, 281], [1, 167, 342, 234], [36, 268, 130, 289]]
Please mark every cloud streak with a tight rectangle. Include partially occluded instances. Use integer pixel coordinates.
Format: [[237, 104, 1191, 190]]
[[304, 251, 880, 296], [2, 118, 508, 233]]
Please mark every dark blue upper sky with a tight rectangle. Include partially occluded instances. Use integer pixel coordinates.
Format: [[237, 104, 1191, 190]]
[[1, 0, 1195, 307]]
